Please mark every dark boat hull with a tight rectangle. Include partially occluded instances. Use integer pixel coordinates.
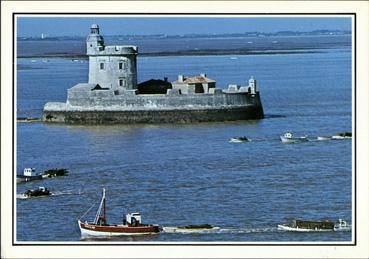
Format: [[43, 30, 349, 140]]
[[23, 189, 50, 197], [17, 175, 43, 183]]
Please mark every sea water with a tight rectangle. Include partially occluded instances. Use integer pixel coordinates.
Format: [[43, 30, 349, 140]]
[[16, 41, 352, 242]]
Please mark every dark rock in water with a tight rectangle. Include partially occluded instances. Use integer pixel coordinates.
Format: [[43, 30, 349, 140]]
[[43, 168, 69, 178], [178, 224, 213, 229]]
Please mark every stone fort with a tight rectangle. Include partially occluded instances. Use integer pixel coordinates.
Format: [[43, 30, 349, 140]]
[[43, 24, 264, 124]]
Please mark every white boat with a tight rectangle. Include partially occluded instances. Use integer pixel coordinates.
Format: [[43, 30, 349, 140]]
[[78, 189, 160, 237], [331, 132, 352, 140], [278, 219, 349, 232], [277, 224, 332, 232], [229, 136, 250, 143], [333, 219, 350, 231], [16, 168, 43, 183], [280, 132, 308, 143]]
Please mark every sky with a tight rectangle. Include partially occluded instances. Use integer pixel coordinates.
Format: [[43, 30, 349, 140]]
[[17, 17, 352, 37]]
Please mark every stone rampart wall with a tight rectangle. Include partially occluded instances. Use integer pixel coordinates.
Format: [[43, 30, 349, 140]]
[[66, 91, 260, 110]]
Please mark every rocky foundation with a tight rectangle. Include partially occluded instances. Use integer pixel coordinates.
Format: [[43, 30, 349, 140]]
[[43, 105, 264, 124]]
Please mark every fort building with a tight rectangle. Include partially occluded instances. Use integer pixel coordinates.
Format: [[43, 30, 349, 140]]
[[43, 24, 264, 124]]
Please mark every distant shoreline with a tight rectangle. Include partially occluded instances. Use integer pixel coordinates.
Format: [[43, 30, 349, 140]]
[[17, 30, 351, 41], [17, 48, 329, 59]]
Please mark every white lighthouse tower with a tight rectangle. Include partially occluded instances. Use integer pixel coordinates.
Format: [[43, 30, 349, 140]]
[[248, 76, 257, 94], [86, 24, 105, 55]]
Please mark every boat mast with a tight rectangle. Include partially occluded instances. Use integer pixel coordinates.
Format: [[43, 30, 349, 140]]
[[94, 188, 106, 224], [102, 188, 106, 224]]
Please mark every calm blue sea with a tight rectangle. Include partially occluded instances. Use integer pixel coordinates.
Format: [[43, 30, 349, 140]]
[[16, 37, 352, 242]]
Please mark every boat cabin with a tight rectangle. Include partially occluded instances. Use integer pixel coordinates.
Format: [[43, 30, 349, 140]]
[[38, 186, 47, 192], [284, 132, 293, 138], [126, 212, 141, 226], [23, 168, 38, 177]]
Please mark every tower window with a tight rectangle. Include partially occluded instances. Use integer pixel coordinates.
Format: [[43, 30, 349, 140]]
[[100, 63, 105, 70], [119, 61, 126, 70], [119, 78, 126, 87]]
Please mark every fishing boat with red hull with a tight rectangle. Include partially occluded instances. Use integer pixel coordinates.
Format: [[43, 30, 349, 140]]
[[78, 189, 160, 237]]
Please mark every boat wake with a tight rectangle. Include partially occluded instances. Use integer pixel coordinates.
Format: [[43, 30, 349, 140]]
[[16, 193, 53, 199], [16, 194, 30, 200], [16, 190, 83, 199], [334, 225, 351, 232], [162, 226, 221, 234], [162, 225, 351, 234], [162, 226, 276, 234], [218, 227, 277, 234], [52, 190, 84, 196]]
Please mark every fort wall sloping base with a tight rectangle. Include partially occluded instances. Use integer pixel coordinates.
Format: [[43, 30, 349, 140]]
[[43, 90, 264, 124], [42, 105, 264, 124]]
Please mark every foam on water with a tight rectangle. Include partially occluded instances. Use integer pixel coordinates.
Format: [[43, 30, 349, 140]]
[[162, 226, 277, 234], [17, 190, 83, 199]]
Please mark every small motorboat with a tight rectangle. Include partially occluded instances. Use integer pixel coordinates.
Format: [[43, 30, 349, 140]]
[[162, 224, 220, 233], [16, 117, 41, 123], [17, 168, 69, 183], [331, 132, 352, 140], [78, 189, 160, 237], [278, 219, 348, 232], [42, 168, 69, 178], [229, 136, 250, 143], [280, 132, 308, 143], [23, 186, 51, 198], [333, 219, 350, 231], [17, 168, 43, 183]]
